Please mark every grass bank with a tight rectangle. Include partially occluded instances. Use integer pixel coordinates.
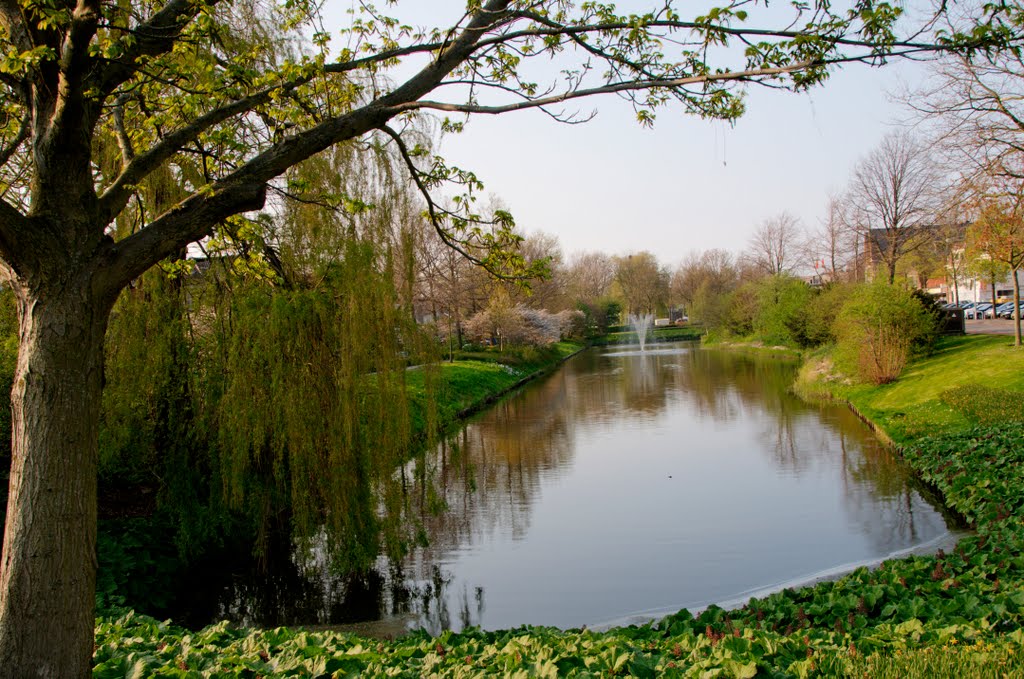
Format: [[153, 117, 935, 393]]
[[590, 325, 704, 346], [419, 341, 582, 425], [94, 338, 1024, 677], [796, 335, 1024, 444]]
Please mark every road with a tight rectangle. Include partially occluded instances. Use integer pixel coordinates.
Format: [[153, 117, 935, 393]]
[[965, 318, 1022, 336]]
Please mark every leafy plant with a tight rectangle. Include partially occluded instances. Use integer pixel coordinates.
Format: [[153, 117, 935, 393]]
[[833, 281, 940, 384]]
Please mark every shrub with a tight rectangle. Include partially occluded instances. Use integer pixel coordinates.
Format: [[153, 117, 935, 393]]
[[833, 280, 940, 385], [752, 275, 813, 347], [803, 282, 853, 347]]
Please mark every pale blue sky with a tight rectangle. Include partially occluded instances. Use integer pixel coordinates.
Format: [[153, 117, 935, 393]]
[[323, 1, 929, 265]]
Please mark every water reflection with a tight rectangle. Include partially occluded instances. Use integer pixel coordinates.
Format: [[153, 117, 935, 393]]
[[179, 344, 953, 634]]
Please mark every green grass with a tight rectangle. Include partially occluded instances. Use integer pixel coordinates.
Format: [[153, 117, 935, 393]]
[[818, 336, 1024, 443], [591, 325, 704, 346], [406, 341, 582, 433]]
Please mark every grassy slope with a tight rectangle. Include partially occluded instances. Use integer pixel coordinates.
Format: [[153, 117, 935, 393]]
[[590, 326, 704, 346], [407, 341, 582, 429], [93, 338, 1024, 677], [822, 335, 1024, 443]]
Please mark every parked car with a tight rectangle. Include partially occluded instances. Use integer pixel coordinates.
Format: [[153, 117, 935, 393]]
[[994, 301, 1017, 318], [998, 301, 1024, 319], [966, 303, 992, 320]]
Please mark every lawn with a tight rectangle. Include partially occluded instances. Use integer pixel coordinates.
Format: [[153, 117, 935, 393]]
[[828, 335, 1024, 443]]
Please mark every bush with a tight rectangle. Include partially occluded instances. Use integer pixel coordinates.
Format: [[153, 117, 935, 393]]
[[803, 282, 852, 347], [834, 280, 940, 385], [752, 275, 813, 347], [940, 384, 1024, 425]]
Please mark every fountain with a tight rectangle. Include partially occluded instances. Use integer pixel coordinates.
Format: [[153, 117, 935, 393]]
[[628, 312, 654, 351]]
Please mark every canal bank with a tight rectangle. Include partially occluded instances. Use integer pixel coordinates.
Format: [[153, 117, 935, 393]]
[[93, 338, 1024, 676]]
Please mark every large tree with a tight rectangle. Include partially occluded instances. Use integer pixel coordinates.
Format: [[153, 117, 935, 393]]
[[848, 131, 941, 284], [0, 0, 1017, 674]]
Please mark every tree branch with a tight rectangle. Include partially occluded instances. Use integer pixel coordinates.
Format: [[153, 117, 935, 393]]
[[399, 61, 816, 115], [94, 0, 227, 99], [98, 180, 266, 295], [0, 112, 29, 167], [0, 0, 34, 52], [97, 85, 282, 225]]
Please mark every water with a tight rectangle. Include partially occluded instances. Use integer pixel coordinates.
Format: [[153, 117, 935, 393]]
[[174, 344, 956, 634], [628, 312, 654, 350]]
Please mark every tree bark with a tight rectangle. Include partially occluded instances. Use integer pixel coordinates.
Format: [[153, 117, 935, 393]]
[[1013, 269, 1021, 347], [0, 275, 109, 678]]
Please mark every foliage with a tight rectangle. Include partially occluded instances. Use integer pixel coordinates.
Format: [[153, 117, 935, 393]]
[[575, 298, 621, 337], [939, 385, 1024, 426], [752, 275, 813, 347], [833, 281, 940, 384], [802, 282, 853, 347]]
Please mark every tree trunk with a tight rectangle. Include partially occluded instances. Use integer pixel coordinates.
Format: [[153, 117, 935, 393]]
[[1013, 269, 1021, 347], [0, 278, 109, 678], [991, 274, 998, 319]]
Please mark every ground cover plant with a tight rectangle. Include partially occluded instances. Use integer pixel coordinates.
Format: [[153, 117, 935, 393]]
[[91, 336, 1024, 676]]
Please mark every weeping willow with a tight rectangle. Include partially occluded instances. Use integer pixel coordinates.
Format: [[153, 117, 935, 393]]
[[99, 133, 442, 572]]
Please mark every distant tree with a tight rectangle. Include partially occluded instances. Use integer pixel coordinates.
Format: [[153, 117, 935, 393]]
[[509, 231, 563, 311], [848, 132, 940, 284], [566, 251, 616, 305], [671, 249, 737, 326], [804, 196, 859, 283], [615, 252, 669, 314], [748, 212, 801, 276]]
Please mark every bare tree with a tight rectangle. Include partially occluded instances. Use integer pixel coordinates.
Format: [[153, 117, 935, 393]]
[[565, 251, 616, 304], [748, 212, 801, 276], [910, 50, 1024, 185], [510, 231, 565, 311], [615, 252, 669, 314], [670, 249, 737, 325], [848, 132, 940, 284], [803, 195, 859, 283]]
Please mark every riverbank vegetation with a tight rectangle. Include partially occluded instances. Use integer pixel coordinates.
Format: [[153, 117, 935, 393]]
[[93, 317, 1024, 677], [1, 0, 1024, 672]]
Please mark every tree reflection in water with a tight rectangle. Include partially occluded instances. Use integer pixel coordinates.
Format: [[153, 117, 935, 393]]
[[174, 343, 952, 634]]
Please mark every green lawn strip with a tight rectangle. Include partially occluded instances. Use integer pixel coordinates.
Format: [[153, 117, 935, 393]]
[[591, 326, 704, 346], [94, 339, 1024, 677], [824, 335, 1024, 444], [406, 341, 582, 430]]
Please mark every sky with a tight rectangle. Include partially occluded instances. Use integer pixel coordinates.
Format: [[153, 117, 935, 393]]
[[322, 1, 932, 266]]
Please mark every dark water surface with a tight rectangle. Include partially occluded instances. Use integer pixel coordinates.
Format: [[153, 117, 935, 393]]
[[180, 344, 954, 634]]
